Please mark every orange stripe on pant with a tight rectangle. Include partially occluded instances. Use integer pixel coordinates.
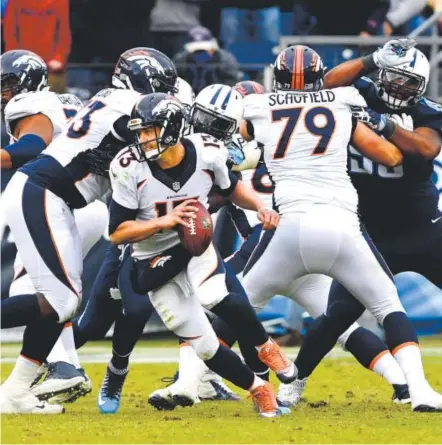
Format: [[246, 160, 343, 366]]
[[392, 342, 419, 356]]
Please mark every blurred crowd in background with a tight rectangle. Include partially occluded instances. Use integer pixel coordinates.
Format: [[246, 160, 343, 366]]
[[1, 0, 441, 99]]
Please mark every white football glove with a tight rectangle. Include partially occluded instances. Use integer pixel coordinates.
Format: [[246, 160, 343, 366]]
[[231, 140, 262, 172], [389, 113, 414, 132], [372, 39, 416, 69]]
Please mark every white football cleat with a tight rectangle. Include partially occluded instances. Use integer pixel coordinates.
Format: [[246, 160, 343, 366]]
[[1, 385, 64, 414], [276, 378, 308, 408], [411, 384, 442, 412], [148, 381, 199, 411]]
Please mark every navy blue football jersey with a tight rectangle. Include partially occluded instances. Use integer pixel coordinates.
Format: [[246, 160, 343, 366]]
[[349, 76, 442, 239]]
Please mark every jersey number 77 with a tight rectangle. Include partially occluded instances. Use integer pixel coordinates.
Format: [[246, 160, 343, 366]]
[[271, 106, 335, 159]]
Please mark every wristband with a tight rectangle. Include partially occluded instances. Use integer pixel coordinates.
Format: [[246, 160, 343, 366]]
[[361, 54, 377, 74], [381, 118, 397, 139]]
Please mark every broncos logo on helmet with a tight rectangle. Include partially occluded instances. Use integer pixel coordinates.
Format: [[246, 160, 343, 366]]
[[0, 50, 48, 110], [112, 47, 178, 95]]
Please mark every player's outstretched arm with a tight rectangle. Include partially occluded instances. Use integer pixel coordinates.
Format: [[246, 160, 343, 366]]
[[386, 125, 441, 161], [228, 180, 279, 230], [1, 114, 53, 169], [351, 121, 403, 167], [324, 38, 416, 89], [108, 199, 199, 245]]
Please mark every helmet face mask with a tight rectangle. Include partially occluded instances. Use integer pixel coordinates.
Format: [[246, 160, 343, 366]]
[[378, 67, 426, 109], [190, 84, 243, 142], [128, 94, 185, 162], [376, 48, 429, 110], [191, 103, 237, 140]]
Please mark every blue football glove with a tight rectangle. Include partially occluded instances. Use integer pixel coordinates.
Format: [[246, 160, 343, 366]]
[[351, 106, 387, 132], [226, 135, 246, 167]]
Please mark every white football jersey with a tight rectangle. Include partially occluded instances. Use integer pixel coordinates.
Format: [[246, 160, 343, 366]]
[[27, 88, 142, 207], [4, 90, 83, 142], [110, 133, 232, 259], [244, 87, 367, 214]]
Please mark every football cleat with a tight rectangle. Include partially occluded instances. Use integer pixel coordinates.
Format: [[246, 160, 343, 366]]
[[392, 384, 411, 404], [411, 384, 442, 413], [198, 370, 240, 401], [276, 378, 308, 408], [31, 362, 86, 403], [97, 365, 128, 414], [62, 368, 92, 404], [250, 381, 286, 418], [1, 385, 64, 414], [258, 339, 297, 383], [148, 381, 199, 411]]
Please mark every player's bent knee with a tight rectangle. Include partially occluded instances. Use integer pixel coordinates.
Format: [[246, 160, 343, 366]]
[[187, 332, 219, 361], [371, 297, 406, 325], [45, 291, 81, 323]]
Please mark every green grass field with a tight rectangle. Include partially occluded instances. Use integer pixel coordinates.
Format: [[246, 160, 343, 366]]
[[2, 339, 442, 444]]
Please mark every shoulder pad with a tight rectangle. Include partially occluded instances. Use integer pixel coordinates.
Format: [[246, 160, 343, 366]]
[[243, 94, 267, 120], [109, 148, 140, 185], [57, 94, 83, 110], [419, 98, 442, 115], [333, 86, 367, 107], [4, 91, 58, 125], [93, 89, 141, 115]]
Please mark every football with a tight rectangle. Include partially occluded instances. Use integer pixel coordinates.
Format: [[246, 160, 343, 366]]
[[177, 201, 213, 256]]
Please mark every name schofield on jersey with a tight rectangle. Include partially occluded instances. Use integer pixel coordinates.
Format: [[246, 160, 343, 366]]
[[269, 91, 336, 106]]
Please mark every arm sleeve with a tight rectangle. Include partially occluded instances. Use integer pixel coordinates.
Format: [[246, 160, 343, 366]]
[[212, 148, 234, 191], [4, 134, 47, 169], [53, 0, 72, 64], [217, 171, 239, 197], [4, 1, 19, 50], [225, 202, 252, 238], [386, 0, 427, 28], [108, 198, 138, 236]]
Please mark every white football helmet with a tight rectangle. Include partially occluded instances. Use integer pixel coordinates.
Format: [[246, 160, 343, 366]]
[[174, 77, 195, 107], [190, 84, 244, 141], [377, 47, 430, 109]]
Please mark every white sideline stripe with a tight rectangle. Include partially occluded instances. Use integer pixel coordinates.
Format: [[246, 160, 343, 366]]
[[1, 346, 442, 364]]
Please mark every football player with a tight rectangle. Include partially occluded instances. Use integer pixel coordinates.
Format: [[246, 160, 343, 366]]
[[239, 44, 442, 412], [282, 40, 442, 411], [0, 47, 177, 414], [33, 60, 194, 410], [204, 80, 411, 406], [1, 49, 107, 404], [108, 92, 294, 418]]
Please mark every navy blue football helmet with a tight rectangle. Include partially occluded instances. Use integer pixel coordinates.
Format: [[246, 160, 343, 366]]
[[1, 50, 48, 109], [127, 93, 186, 161], [233, 80, 266, 97], [112, 47, 178, 95]]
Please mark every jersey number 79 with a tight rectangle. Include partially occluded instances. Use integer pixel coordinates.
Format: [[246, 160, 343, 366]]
[[271, 106, 335, 159]]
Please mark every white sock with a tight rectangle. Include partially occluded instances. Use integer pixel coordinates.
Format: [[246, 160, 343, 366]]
[[393, 343, 428, 390], [178, 343, 207, 395], [249, 375, 265, 392], [370, 351, 407, 385], [3, 355, 40, 389], [60, 323, 81, 369], [46, 332, 70, 365]]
